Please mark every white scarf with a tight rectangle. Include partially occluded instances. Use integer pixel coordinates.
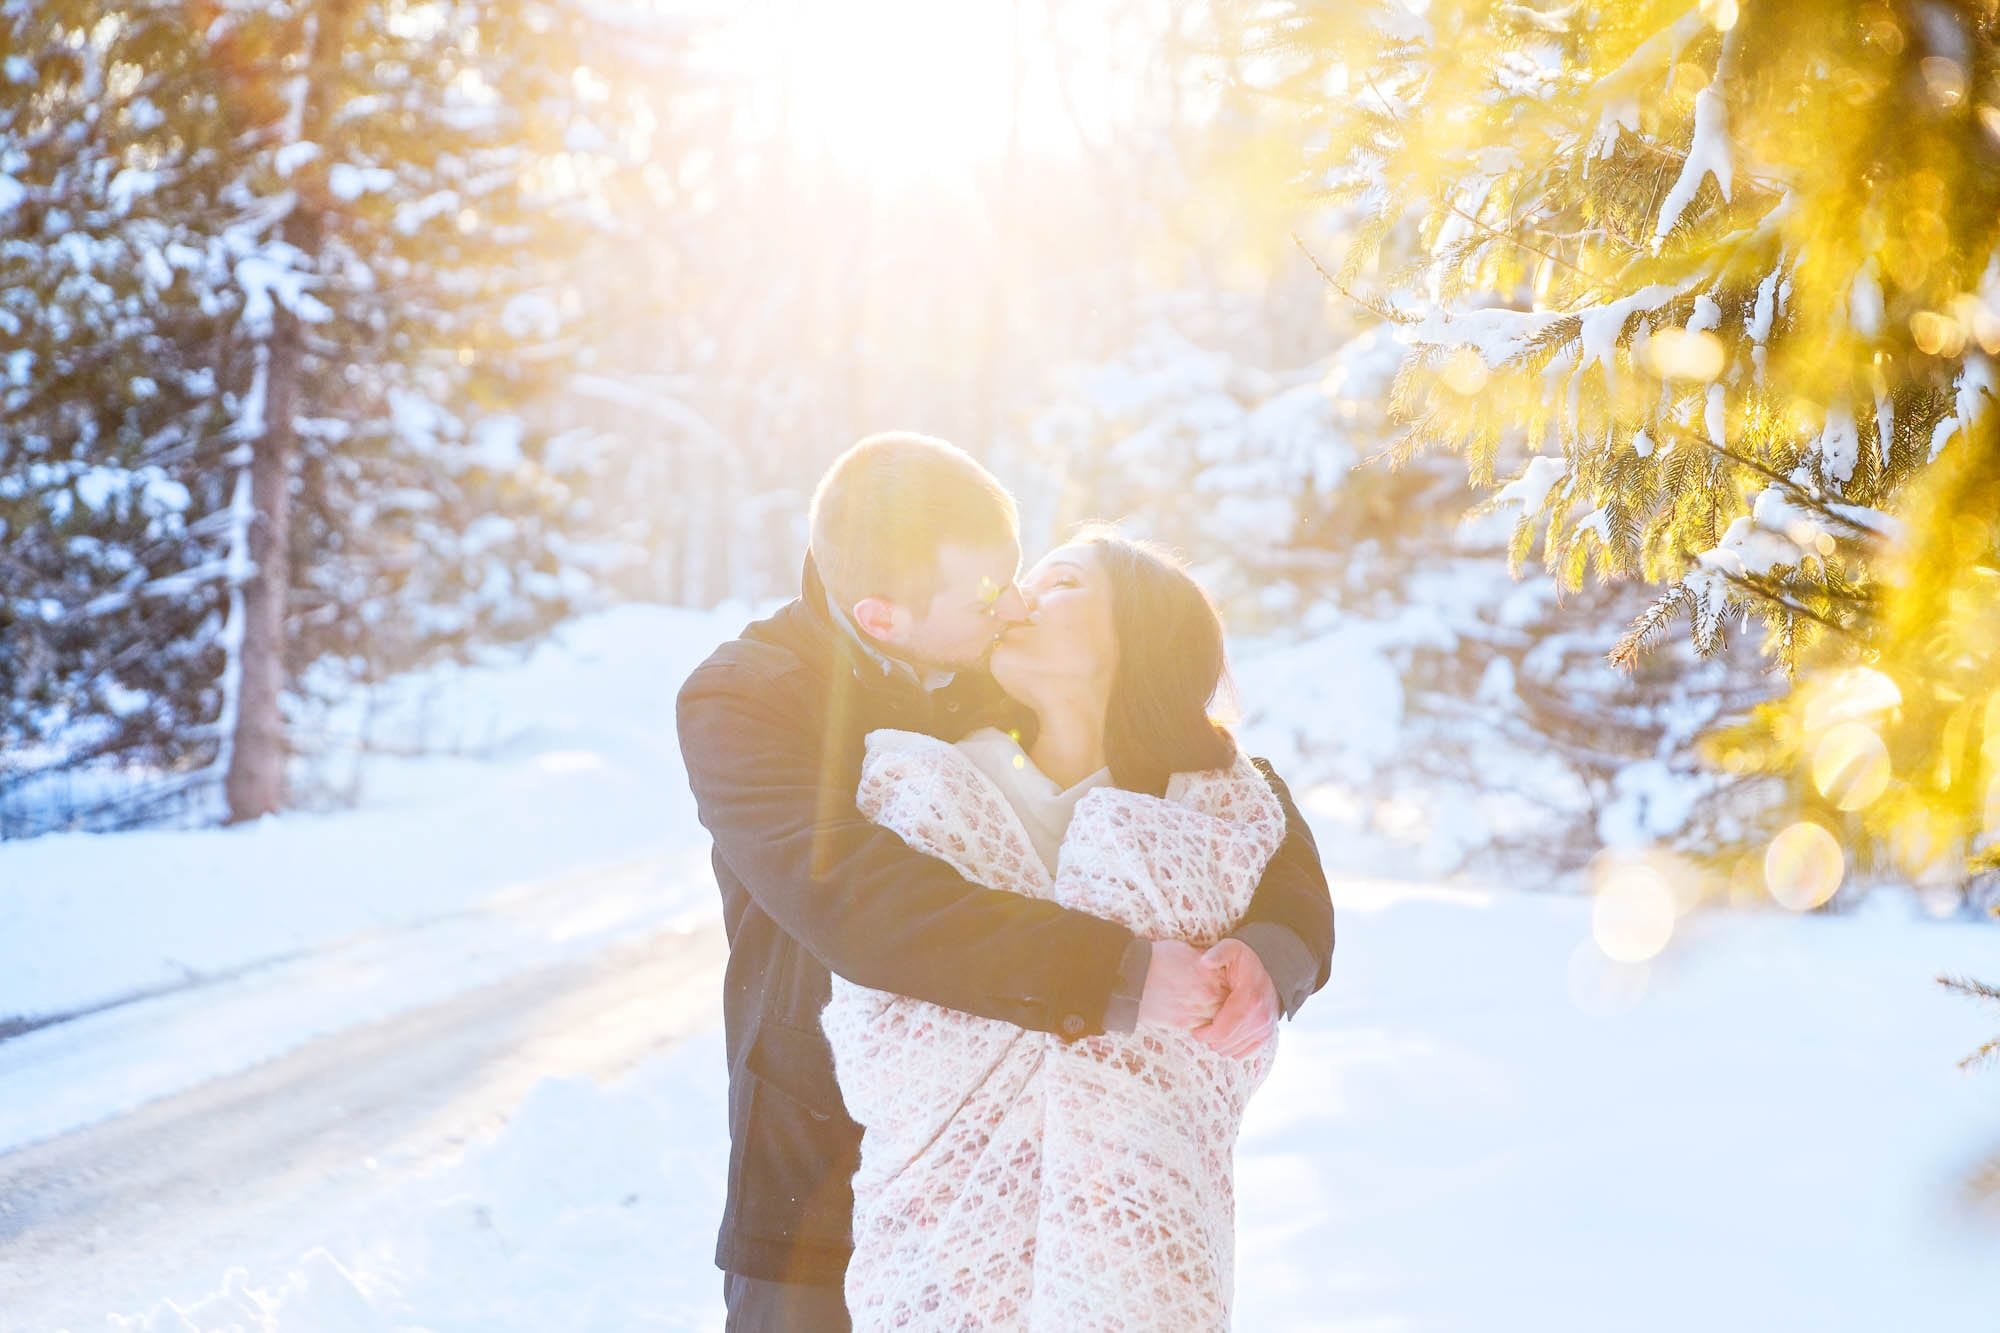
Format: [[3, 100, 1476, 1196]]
[[822, 728, 1285, 1331]]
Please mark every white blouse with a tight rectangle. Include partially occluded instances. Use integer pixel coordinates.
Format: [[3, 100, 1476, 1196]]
[[954, 727, 1112, 876]]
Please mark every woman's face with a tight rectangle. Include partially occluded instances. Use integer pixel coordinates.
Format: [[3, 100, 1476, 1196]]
[[989, 543, 1117, 702]]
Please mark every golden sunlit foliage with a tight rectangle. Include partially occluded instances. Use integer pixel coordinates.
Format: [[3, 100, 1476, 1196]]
[[1242, 0, 2000, 909]]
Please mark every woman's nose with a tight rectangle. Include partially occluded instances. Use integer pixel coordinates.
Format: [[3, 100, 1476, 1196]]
[[994, 584, 1034, 625]]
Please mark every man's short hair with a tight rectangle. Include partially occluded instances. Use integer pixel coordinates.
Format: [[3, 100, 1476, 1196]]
[[809, 432, 1018, 609]]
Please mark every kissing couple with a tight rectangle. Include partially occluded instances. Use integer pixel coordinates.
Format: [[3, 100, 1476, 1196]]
[[678, 432, 1336, 1331]]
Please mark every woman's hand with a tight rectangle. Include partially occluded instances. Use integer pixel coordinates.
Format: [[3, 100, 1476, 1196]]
[[1190, 939, 1280, 1058], [1136, 939, 1228, 1029]]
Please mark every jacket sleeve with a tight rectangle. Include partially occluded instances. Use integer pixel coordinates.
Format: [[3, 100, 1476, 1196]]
[[1228, 758, 1336, 1018], [677, 658, 1137, 1039]]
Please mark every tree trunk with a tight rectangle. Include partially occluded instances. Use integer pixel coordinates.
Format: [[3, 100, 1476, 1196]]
[[224, 329, 300, 822], [224, 0, 349, 823]]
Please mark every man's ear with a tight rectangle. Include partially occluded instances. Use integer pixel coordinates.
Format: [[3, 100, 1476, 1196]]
[[850, 596, 907, 644]]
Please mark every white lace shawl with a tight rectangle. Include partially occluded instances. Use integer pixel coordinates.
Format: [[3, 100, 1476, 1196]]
[[822, 728, 1286, 1331]]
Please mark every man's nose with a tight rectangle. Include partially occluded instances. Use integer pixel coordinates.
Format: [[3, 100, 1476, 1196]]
[[992, 584, 1034, 625]]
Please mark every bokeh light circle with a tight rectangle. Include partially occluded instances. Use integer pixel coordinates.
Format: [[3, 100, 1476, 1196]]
[[1765, 821, 1845, 911], [1810, 722, 1891, 810], [1591, 863, 1678, 962], [1802, 667, 1901, 733]]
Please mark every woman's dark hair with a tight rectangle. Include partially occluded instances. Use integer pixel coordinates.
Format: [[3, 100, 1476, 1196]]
[[1080, 526, 1238, 796]]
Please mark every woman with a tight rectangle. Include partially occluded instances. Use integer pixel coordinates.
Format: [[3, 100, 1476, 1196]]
[[821, 527, 1285, 1332]]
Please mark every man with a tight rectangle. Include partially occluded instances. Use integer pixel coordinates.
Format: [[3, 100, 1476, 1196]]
[[677, 432, 1334, 1330]]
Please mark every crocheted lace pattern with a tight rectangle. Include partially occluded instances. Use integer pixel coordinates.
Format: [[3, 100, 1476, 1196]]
[[822, 729, 1285, 1331]]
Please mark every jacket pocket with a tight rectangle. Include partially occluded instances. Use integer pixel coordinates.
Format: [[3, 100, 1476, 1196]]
[[734, 1020, 859, 1247], [745, 1020, 847, 1121]]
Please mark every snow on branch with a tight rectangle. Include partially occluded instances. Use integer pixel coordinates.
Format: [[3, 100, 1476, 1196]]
[[1652, 23, 1738, 250], [1928, 352, 1997, 461], [1495, 454, 1568, 511]]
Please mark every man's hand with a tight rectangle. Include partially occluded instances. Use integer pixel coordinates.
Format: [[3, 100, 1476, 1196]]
[[1137, 939, 1227, 1030], [1191, 938, 1280, 1058]]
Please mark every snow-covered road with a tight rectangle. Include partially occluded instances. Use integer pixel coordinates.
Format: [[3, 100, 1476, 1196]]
[[0, 923, 724, 1330]]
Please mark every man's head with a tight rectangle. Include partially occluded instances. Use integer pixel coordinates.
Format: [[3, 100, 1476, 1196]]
[[809, 432, 1031, 672]]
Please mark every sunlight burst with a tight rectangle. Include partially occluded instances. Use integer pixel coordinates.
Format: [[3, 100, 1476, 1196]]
[[738, 0, 1041, 188]]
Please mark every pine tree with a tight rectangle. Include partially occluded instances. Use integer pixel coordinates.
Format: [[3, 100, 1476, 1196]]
[[2, 1, 645, 828], [1240, 0, 2000, 910], [0, 2, 243, 829]]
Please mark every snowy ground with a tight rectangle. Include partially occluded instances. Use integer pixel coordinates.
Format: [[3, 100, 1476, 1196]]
[[1, 603, 1996, 1330], [0, 605, 746, 1103]]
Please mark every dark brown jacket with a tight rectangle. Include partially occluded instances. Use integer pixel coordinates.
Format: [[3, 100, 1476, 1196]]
[[676, 556, 1335, 1285]]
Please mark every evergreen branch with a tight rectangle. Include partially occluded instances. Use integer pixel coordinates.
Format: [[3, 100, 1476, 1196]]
[[1645, 417, 1895, 543], [1290, 232, 1417, 325], [1954, 1035, 2000, 1073], [1710, 570, 1855, 635], [1941, 975, 2000, 1005], [1358, 72, 1611, 298], [1608, 583, 1693, 669]]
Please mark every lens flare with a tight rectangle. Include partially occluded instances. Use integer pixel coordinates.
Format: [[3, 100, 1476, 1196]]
[[1801, 667, 1902, 732], [1641, 327, 1726, 382], [1810, 722, 1891, 810], [1591, 859, 1678, 962], [1440, 346, 1490, 396], [1765, 821, 1845, 911]]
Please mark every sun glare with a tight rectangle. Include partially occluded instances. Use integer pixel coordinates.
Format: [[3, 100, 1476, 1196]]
[[735, 0, 1026, 187], [713, 0, 1125, 191]]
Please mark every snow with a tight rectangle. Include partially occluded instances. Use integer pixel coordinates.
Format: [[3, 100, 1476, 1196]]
[[1928, 352, 1995, 460], [1850, 264, 1886, 339], [85, 883, 2000, 1332], [107, 168, 158, 214], [1598, 758, 1707, 846], [1576, 282, 1688, 388], [1820, 401, 1859, 483], [1873, 382, 1896, 466], [328, 162, 397, 201], [1495, 454, 1567, 512], [235, 248, 333, 334], [393, 189, 460, 236], [501, 291, 562, 341], [1400, 304, 1563, 369], [1574, 504, 1613, 545], [1652, 61, 1733, 248], [465, 415, 526, 472], [1587, 89, 1640, 160], [1475, 655, 1517, 708], [1703, 380, 1727, 445], [0, 605, 747, 1031], [272, 141, 322, 178], [1748, 269, 1779, 344], [1698, 515, 1803, 578], [0, 854, 695, 1156], [1828, 501, 1905, 542], [387, 385, 453, 452], [1234, 620, 1408, 777], [7, 604, 1999, 1331]]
